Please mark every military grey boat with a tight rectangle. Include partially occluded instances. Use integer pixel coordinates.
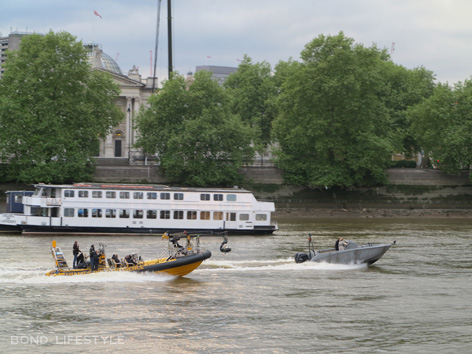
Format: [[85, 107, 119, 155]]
[[295, 234, 395, 265]]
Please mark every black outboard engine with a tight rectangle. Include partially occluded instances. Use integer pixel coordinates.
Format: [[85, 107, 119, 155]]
[[295, 252, 309, 263], [220, 233, 231, 253]]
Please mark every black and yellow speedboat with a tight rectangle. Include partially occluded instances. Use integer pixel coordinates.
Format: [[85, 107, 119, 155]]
[[46, 233, 211, 277]]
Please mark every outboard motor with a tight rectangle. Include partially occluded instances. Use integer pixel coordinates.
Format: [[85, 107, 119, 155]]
[[220, 234, 231, 253], [295, 252, 309, 263]]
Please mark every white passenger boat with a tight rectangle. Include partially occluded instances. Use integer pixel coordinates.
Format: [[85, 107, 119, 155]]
[[0, 183, 278, 235]]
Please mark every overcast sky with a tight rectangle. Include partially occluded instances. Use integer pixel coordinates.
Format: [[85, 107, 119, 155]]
[[2, 0, 472, 86]]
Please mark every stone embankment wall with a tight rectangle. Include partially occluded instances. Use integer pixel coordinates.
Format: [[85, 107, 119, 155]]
[[92, 166, 472, 210], [1, 167, 470, 212]]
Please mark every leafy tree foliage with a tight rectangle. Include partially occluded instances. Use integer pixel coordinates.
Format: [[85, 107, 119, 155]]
[[272, 32, 394, 187], [382, 64, 435, 156], [135, 71, 254, 186], [0, 31, 123, 183], [408, 80, 472, 174], [224, 55, 277, 150]]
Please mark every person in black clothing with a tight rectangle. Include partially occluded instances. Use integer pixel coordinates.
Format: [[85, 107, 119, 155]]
[[89, 245, 98, 271], [76, 252, 86, 269], [94, 250, 100, 270], [112, 254, 121, 267], [335, 237, 340, 251], [125, 255, 137, 266], [73, 241, 80, 269]]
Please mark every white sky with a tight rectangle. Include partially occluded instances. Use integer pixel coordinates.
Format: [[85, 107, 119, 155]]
[[2, 0, 472, 86]]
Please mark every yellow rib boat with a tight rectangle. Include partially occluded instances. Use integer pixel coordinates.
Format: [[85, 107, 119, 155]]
[[46, 233, 211, 277]]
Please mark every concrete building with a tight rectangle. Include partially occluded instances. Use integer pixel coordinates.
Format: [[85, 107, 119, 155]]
[[195, 65, 238, 85], [0, 31, 36, 78], [1, 33, 157, 164], [85, 44, 157, 164]]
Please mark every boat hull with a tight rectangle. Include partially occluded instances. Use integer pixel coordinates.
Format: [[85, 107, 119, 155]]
[[310, 244, 392, 265], [22, 225, 276, 236], [46, 250, 212, 277]]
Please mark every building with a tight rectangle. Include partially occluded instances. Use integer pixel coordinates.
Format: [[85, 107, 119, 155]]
[[85, 44, 157, 164], [1, 33, 157, 164], [195, 65, 238, 85], [0, 31, 36, 78]]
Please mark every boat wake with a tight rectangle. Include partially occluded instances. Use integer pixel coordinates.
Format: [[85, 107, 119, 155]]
[[200, 258, 367, 272], [0, 266, 176, 284]]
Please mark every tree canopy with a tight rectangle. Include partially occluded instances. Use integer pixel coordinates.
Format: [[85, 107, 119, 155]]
[[272, 32, 395, 187], [135, 70, 254, 186], [224, 55, 277, 150], [0, 31, 123, 183], [408, 80, 472, 174]]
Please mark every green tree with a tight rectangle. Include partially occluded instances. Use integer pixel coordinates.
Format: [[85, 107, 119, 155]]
[[382, 64, 435, 157], [272, 32, 394, 187], [224, 55, 277, 150], [135, 71, 254, 186], [408, 80, 472, 175], [0, 31, 123, 183]]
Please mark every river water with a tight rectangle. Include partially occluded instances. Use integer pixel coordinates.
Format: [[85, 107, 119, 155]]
[[0, 218, 471, 353]]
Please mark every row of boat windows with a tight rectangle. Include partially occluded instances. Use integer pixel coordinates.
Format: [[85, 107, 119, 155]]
[[58, 208, 268, 221], [62, 190, 234, 202]]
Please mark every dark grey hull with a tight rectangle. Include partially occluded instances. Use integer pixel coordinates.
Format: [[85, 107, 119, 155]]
[[19, 224, 277, 236], [309, 244, 393, 265]]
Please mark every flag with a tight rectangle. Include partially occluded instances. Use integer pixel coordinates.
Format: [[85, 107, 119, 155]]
[[206, 55, 212, 59], [94, 10, 102, 19], [236, 58, 242, 62]]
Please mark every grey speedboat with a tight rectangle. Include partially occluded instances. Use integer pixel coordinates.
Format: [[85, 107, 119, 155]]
[[295, 234, 395, 265]]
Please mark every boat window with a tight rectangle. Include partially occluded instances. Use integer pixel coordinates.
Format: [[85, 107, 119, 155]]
[[78, 191, 89, 198], [200, 211, 210, 220], [133, 210, 144, 219], [226, 212, 236, 221], [119, 209, 130, 218], [256, 214, 267, 221], [31, 207, 42, 216], [147, 210, 157, 219], [64, 190, 74, 198], [106, 191, 116, 199], [14, 195, 23, 203], [120, 192, 130, 199], [78, 208, 89, 217], [133, 192, 143, 199], [213, 211, 223, 220], [200, 194, 210, 201], [106, 209, 116, 218], [226, 194, 237, 201], [147, 192, 157, 199], [92, 191, 102, 198], [173, 210, 184, 219], [64, 208, 74, 217], [160, 210, 170, 219], [160, 192, 170, 200], [214, 194, 223, 201], [92, 209, 102, 218], [239, 214, 250, 221], [174, 193, 184, 200], [187, 211, 197, 220]]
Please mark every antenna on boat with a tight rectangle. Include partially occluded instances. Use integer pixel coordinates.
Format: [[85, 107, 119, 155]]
[[308, 233, 315, 255]]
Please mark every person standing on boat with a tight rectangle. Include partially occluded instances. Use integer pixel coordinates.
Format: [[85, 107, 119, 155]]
[[73, 241, 80, 269], [335, 238, 340, 251], [338, 238, 347, 251], [89, 245, 97, 271]]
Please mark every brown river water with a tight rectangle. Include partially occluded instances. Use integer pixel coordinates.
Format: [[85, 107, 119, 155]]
[[0, 217, 471, 353]]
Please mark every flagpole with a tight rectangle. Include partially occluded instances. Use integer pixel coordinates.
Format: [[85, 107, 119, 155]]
[[167, 0, 173, 78]]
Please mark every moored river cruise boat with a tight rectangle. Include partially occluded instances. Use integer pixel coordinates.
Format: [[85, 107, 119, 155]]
[[0, 183, 278, 235]]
